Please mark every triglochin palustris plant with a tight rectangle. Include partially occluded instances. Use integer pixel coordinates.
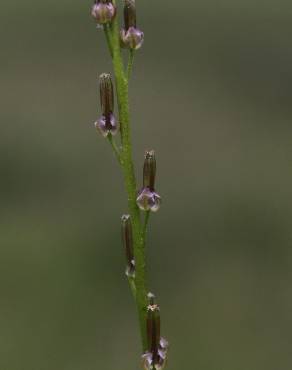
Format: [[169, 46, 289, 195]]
[[90, 0, 169, 369]]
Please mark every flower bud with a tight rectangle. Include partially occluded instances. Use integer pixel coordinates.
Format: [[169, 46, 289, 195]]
[[121, 214, 135, 277], [143, 150, 156, 190], [142, 299, 168, 370], [95, 73, 119, 137], [136, 151, 161, 212], [120, 0, 144, 50], [91, 0, 116, 24], [124, 0, 136, 29], [147, 303, 160, 360], [99, 73, 114, 116]]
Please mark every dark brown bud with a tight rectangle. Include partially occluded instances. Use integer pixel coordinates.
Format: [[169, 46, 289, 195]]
[[136, 150, 161, 212], [143, 298, 168, 370], [147, 303, 160, 363], [143, 150, 156, 190], [99, 73, 114, 117], [95, 73, 118, 137], [121, 0, 144, 50], [121, 214, 135, 277], [124, 0, 136, 30]]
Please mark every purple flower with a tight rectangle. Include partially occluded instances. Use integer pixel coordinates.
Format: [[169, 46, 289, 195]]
[[136, 188, 161, 212], [142, 297, 169, 370], [95, 73, 119, 137], [95, 113, 118, 137], [121, 27, 144, 50], [136, 150, 161, 212], [91, 0, 116, 24], [121, 0, 144, 50], [142, 338, 169, 369]]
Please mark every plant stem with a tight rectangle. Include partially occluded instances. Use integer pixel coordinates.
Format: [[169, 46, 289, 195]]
[[106, 1, 148, 351], [103, 25, 113, 58], [127, 49, 135, 80], [107, 134, 121, 164], [142, 211, 150, 241], [127, 276, 137, 299]]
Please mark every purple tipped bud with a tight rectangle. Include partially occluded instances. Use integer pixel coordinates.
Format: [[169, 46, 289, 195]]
[[121, 0, 144, 50], [147, 304, 160, 363], [95, 73, 119, 137], [143, 301, 168, 370], [121, 214, 135, 277], [91, 0, 116, 24], [137, 150, 161, 211]]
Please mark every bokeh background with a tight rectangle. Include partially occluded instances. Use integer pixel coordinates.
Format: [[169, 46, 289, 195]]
[[1, 1, 292, 369]]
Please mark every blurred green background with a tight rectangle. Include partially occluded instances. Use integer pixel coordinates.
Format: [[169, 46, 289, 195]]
[[1, 1, 292, 369]]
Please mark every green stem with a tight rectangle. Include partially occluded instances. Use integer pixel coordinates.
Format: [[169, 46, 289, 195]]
[[127, 49, 135, 80], [107, 2, 148, 351], [104, 25, 113, 58], [127, 276, 137, 299], [107, 134, 121, 164], [142, 211, 150, 241]]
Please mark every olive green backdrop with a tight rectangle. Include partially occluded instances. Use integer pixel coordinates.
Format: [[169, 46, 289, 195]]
[[1, 1, 292, 370]]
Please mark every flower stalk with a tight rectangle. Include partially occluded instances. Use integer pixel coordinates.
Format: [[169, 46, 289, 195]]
[[90, 0, 168, 364]]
